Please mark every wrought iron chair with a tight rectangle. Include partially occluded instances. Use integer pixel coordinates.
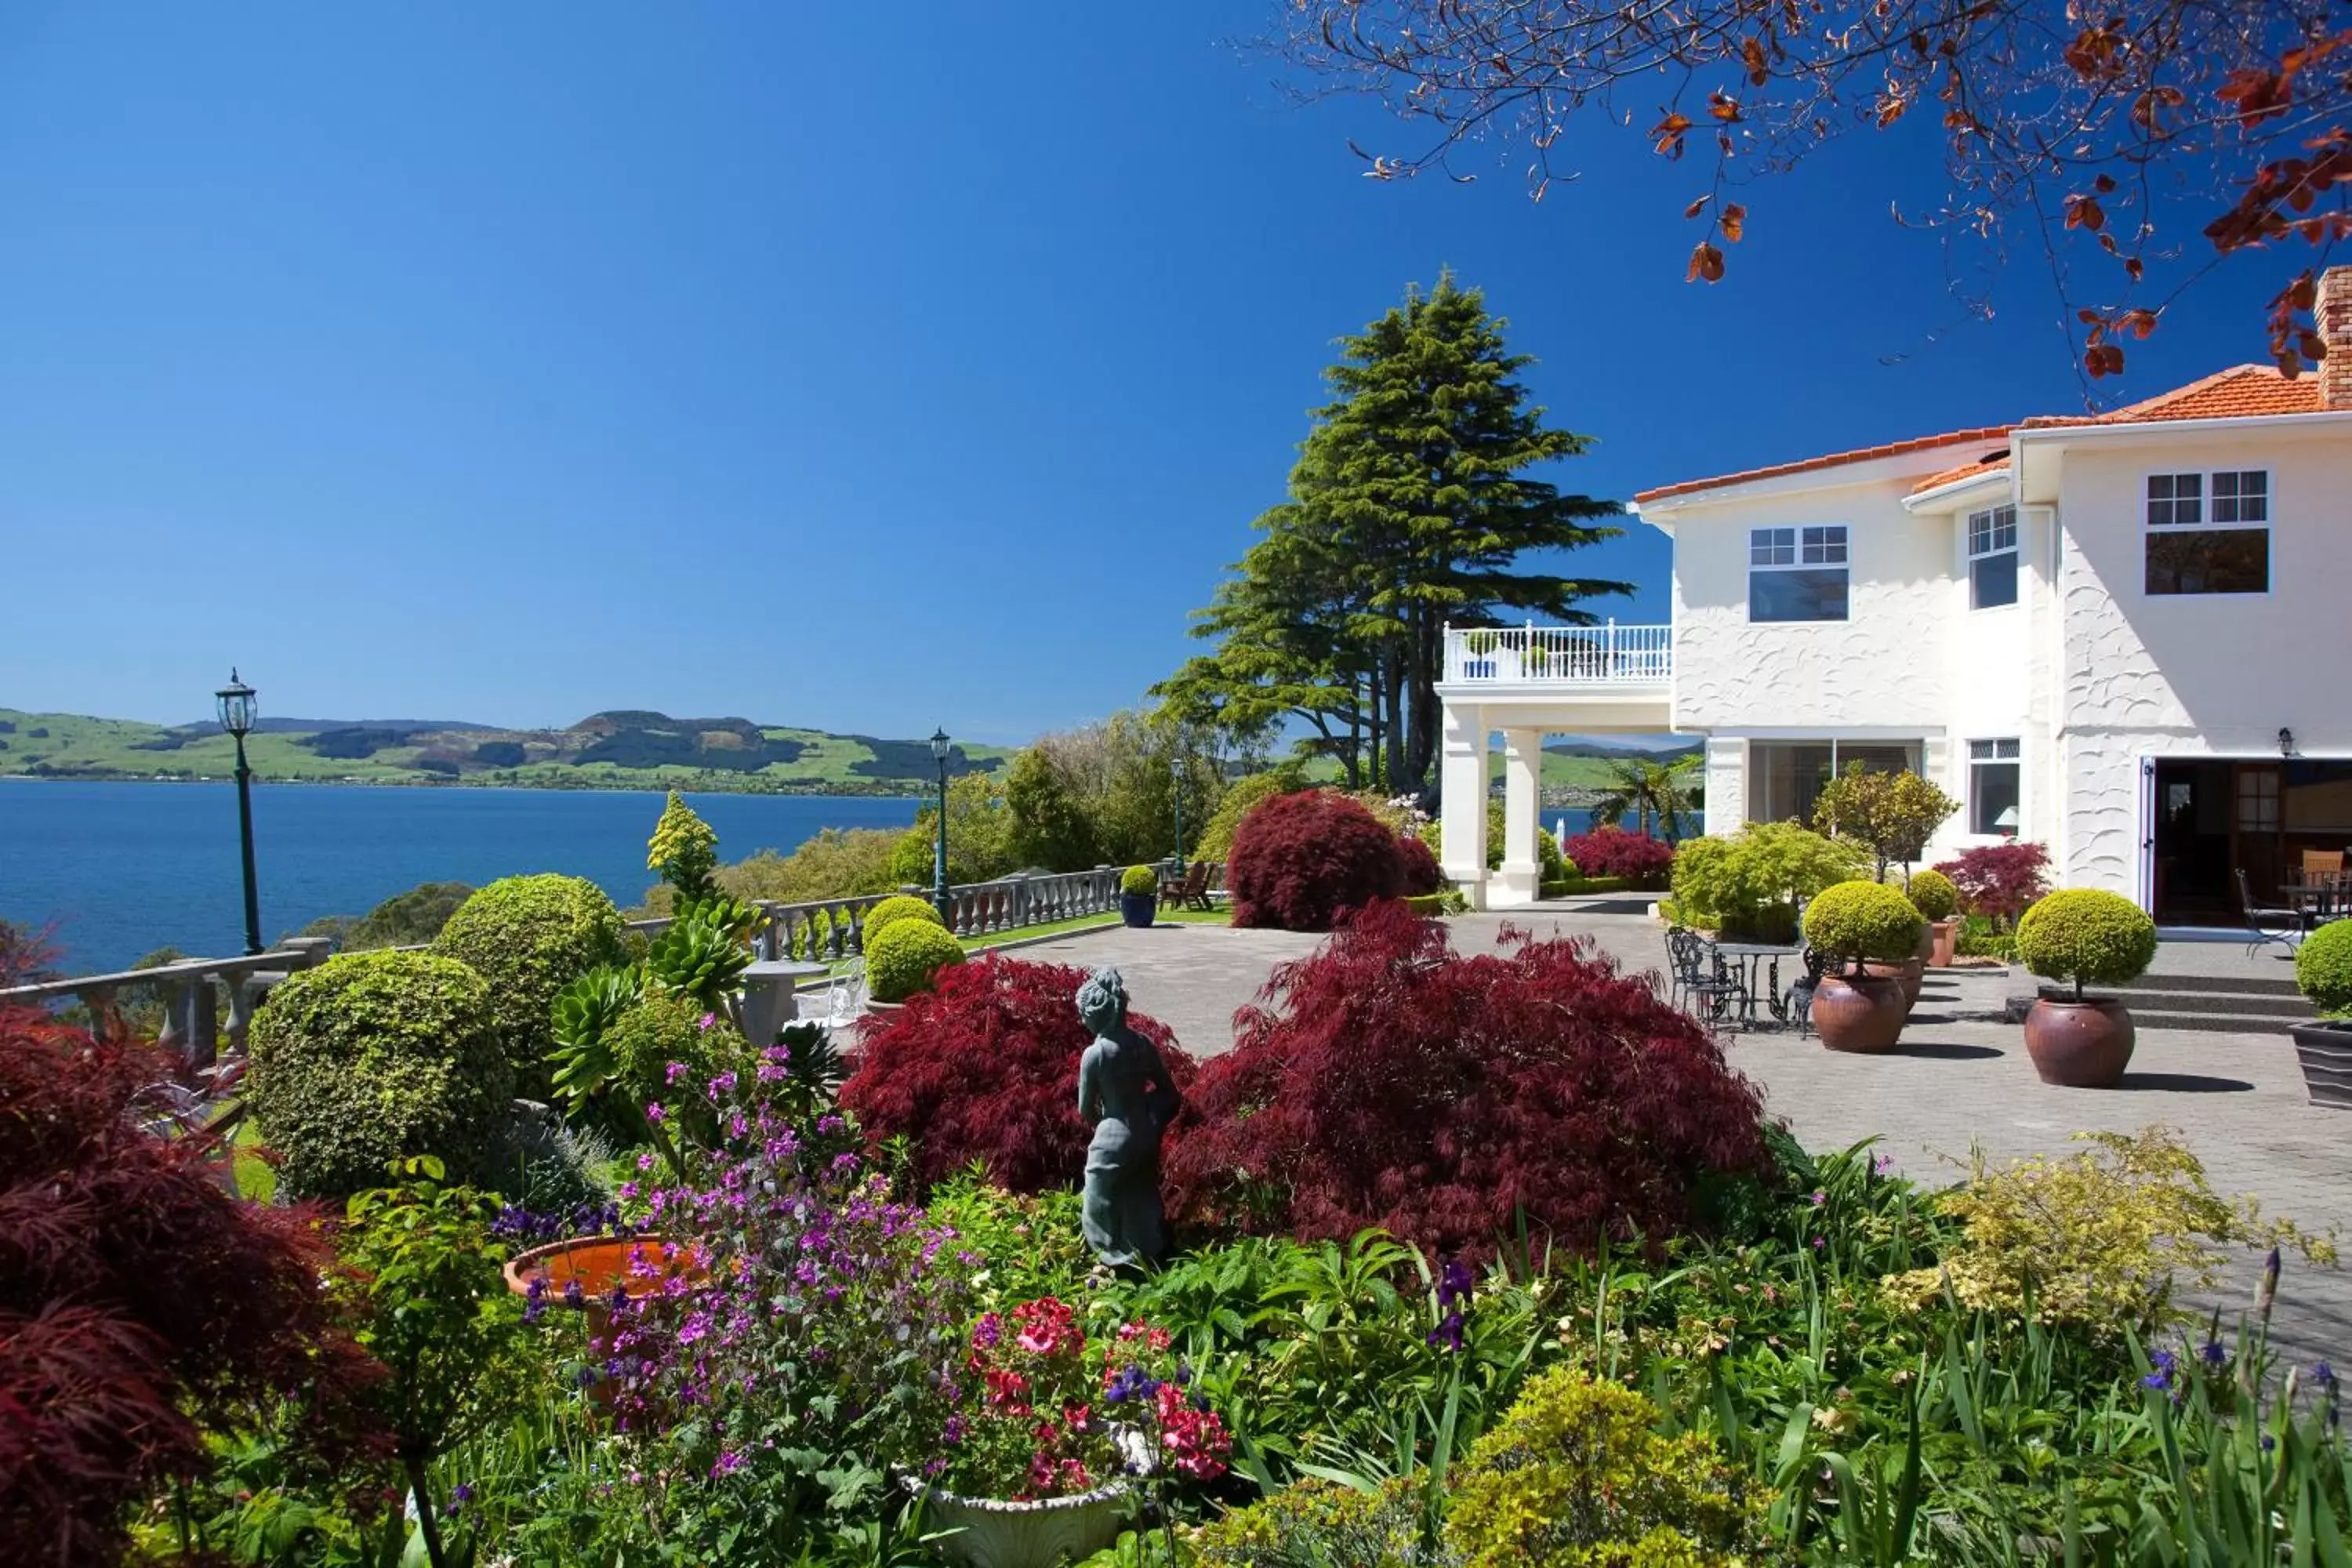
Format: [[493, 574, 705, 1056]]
[[1664, 928, 1746, 1026], [2238, 869, 2302, 957], [1785, 947, 1835, 1040]]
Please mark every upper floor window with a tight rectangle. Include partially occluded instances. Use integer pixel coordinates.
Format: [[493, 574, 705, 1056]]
[[1966, 504, 2018, 609], [1748, 524, 1849, 622], [2147, 469, 2269, 595]]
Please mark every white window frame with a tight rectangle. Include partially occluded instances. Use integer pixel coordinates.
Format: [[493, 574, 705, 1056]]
[[1747, 524, 1850, 622], [2143, 468, 2270, 597], [1965, 504, 2019, 611], [1967, 738, 2022, 837]]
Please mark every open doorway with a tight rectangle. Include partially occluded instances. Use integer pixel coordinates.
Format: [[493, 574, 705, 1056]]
[[2151, 757, 2352, 922]]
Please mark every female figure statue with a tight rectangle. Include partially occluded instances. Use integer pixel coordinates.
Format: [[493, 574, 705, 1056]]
[[1074, 966, 1181, 1269]]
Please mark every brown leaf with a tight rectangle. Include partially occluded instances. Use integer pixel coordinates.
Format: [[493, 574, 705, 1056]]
[[1684, 194, 1713, 220], [1721, 203, 1747, 242], [1686, 241, 1726, 285]]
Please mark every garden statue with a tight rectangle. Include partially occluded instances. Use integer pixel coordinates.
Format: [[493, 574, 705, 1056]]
[[1074, 966, 1181, 1269]]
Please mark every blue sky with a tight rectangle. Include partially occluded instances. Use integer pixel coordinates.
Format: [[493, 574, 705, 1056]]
[[0, 4, 2296, 741]]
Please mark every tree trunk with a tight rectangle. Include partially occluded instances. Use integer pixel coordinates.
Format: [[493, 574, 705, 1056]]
[[405, 1455, 448, 1568], [1404, 609, 1439, 793], [1381, 653, 1406, 795]]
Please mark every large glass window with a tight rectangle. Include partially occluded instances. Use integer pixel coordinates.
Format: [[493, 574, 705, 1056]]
[[1748, 524, 1849, 622], [1968, 739, 2020, 835], [2146, 470, 2269, 595], [1966, 505, 2018, 609], [1748, 739, 1921, 825]]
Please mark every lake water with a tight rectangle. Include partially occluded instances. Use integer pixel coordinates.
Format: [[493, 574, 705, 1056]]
[[0, 780, 920, 975]]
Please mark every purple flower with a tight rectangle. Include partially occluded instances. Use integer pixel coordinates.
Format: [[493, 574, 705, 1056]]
[[1810, 1189, 1828, 1207], [1436, 1258, 1475, 1310], [1426, 1309, 1465, 1353], [1811, 1236, 1826, 1252], [562, 1277, 586, 1308], [2316, 1361, 2338, 1391], [698, 1011, 717, 1033], [646, 1103, 667, 1124], [2200, 1339, 2227, 1368], [710, 1450, 744, 1477]]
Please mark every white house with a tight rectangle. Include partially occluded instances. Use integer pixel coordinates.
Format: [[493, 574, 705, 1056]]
[[1440, 266, 2352, 925]]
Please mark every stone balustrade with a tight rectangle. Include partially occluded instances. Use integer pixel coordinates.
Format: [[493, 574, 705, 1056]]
[[0, 938, 338, 1069]]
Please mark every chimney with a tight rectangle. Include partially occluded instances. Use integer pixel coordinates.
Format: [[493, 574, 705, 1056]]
[[2321, 264, 2352, 410]]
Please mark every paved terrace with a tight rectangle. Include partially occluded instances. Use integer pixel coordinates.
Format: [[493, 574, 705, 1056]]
[[979, 903, 2352, 1370]]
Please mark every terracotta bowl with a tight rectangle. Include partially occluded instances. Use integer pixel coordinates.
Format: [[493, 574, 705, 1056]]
[[2023, 996, 2135, 1087], [1813, 973, 1910, 1053]]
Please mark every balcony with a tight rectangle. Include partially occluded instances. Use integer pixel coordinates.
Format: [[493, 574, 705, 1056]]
[[1439, 622, 1672, 687]]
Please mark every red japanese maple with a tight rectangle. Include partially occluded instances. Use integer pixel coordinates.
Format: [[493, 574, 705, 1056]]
[[1227, 789, 1408, 931], [1164, 903, 1768, 1261], [1396, 833, 1444, 896], [842, 956, 1195, 1194], [1563, 826, 1675, 887], [1934, 840, 2053, 927]]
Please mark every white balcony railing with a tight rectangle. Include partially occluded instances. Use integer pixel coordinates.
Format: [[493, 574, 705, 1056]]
[[1441, 622, 1671, 685]]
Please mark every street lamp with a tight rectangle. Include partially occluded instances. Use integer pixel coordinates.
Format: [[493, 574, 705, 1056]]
[[215, 670, 263, 955], [929, 728, 953, 916]]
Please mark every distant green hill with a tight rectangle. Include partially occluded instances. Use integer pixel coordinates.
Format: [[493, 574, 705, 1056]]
[[0, 708, 1009, 795]]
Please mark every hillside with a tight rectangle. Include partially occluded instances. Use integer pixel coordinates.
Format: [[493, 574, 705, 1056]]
[[0, 708, 1009, 796]]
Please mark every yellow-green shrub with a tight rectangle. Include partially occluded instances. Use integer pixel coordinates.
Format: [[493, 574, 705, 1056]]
[[1194, 770, 1308, 865], [2296, 918, 2352, 1014], [1192, 1477, 1424, 1567], [2015, 887, 2157, 999], [865, 917, 966, 1003], [861, 895, 945, 950], [1800, 880, 1925, 969], [1904, 867, 1959, 922], [430, 874, 626, 1094], [1882, 1127, 2336, 1333]]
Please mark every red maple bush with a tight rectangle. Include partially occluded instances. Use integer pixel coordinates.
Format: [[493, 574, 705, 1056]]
[[1563, 826, 1676, 887], [842, 955, 1195, 1194], [0, 1011, 381, 1566], [1396, 833, 1444, 895], [1228, 789, 1407, 931], [1934, 841, 2053, 928], [1164, 903, 1768, 1260]]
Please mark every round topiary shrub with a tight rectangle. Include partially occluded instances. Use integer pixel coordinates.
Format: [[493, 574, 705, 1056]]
[[1802, 880, 1927, 972], [842, 955, 1193, 1192], [866, 917, 967, 1003], [1167, 902, 1767, 1259], [861, 894, 945, 951], [1396, 833, 1444, 896], [1905, 867, 1960, 922], [2296, 920, 2352, 1014], [2016, 888, 2159, 1000], [1120, 864, 1160, 897], [247, 950, 514, 1199], [430, 873, 626, 1095], [1444, 1367, 1757, 1567], [1228, 789, 1406, 932]]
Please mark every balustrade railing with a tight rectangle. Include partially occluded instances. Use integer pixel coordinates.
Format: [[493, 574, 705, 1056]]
[[0, 939, 338, 1069], [1443, 621, 1673, 684]]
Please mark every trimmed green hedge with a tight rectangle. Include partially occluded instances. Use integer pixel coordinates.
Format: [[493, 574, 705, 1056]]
[[2016, 888, 2158, 996], [866, 917, 967, 1003], [430, 874, 626, 1095], [861, 894, 945, 951], [1121, 864, 1161, 897], [1540, 875, 1632, 898], [247, 950, 513, 1199], [1803, 880, 1926, 966], [1904, 868, 1960, 922], [1403, 891, 1469, 916], [2296, 919, 2352, 1014]]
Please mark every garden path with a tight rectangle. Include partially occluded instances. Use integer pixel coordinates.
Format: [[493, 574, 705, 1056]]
[[942, 906, 2352, 1370]]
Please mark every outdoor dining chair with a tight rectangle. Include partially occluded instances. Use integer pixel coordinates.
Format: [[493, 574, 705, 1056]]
[[1663, 928, 1746, 1026], [2239, 868, 2303, 957]]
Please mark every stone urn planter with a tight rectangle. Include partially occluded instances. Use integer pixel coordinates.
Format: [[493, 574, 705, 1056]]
[[901, 1475, 1132, 1568], [1863, 956, 1926, 1010], [2289, 1019, 2352, 1109], [503, 1235, 710, 1412], [1811, 973, 1911, 1053], [2022, 995, 2136, 1087]]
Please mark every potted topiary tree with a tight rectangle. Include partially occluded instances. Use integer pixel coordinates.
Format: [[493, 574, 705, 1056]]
[[1907, 868, 1962, 967], [2290, 920, 2352, 1109], [1120, 864, 1160, 928], [2013, 888, 2159, 1087], [1801, 880, 1926, 1053], [863, 917, 967, 1011]]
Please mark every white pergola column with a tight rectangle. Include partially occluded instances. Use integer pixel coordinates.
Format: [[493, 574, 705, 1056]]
[[1492, 727, 1544, 907], [1438, 701, 1490, 908], [1704, 737, 1744, 837]]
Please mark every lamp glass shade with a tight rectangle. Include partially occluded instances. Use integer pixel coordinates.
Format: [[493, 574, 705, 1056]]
[[928, 728, 951, 762], [214, 674, 259, 737], [1994, 806, 2020, 830]]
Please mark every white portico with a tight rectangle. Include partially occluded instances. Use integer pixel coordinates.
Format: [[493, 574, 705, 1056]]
[[1436, 622, 1674, 908]]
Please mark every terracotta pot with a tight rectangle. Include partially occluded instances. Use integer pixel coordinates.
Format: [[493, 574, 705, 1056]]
[[1929, 919, 1960, 969], [1811, 973, 1909, 1053], [1914, 923, 1936, 964], [902, 1475, 1131, 1568], [503, 1236, 711, 1411], [1862, 957, 1925, 1010], [2022, 996, 2136, 1087], [2288, 1020, 2352, 1109]]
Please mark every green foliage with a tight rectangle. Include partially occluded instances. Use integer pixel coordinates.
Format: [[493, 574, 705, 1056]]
[[547, 962, 648, 1120], [1801, 880, 1927, 968], [1955, 914, 2020, 960], [2295, 917, 2352, 1013], [1193, 1477, 1431, 1567], [864, 916, 967, 1003], [1444, 1368, 1757, 1567], [1481, 797, 1567, 879], [862, 894, 946, 949], [1882, 1127, 2336, 1334], [921, 1174, 1097, 1312], [1670, 823, 1864, 939], [1901, 867, 1959, 922], [641, 898, 753, 1011], [2015, 887, 2158, 997], [646, 789, 720, 905], [1405, 889, 1471, 915], [601, 988, 754, 1144], [247, 950, 513, 1199], [430, 873, 627, 1095], [1197, 770, 1309, 865], [1812, 765, 1961, 880], [1003, 745, 1102, 871], [1122, 863, 1161, 896], [889, 769, 1018, 886], [298, 880, 477, 952], [1592, 755, 1701, 840]]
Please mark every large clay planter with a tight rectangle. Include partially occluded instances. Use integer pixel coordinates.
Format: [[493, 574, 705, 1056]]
[[2022, 996, 2136, 1087], [902, 1475, 1131, 1568], [1120, 891, 1158, 929], [503, 1236, 710, 1413], [1928, 919, 1961, 968], [1811, 973, 1909, 1053], [1914, 924, 1936, 964], [2288, 1020, 2352, 1109], [1862, 956, 1926, 1010]]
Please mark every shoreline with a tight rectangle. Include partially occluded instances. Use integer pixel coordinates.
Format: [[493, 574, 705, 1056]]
[[0, 771, 938, 799]]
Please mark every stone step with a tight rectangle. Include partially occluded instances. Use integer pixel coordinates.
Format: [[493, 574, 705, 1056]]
[[2114, 971, 2305, 999], [2129, 1009, 2303, 1037], [2107, 987, 2315, 1019]]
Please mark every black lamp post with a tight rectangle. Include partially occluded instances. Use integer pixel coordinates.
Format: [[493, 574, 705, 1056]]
[[1171, 753, 1185, 870], [215, 670, 263, 955], [929, 728, 953, 916]]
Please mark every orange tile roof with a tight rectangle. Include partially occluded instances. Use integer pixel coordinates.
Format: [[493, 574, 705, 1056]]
[[1640, 364, 2332, 506]]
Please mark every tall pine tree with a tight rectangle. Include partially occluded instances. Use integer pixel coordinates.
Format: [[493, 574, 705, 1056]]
[[1160, 273, 1627, 793]]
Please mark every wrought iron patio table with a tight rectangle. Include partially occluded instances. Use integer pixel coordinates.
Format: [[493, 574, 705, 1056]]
[[2283, 875, 2350, 927], [1709, 942, 1803, 1028]]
